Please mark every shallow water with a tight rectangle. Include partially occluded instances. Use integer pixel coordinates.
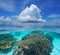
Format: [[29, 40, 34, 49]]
[[0, 30, 60, 55]]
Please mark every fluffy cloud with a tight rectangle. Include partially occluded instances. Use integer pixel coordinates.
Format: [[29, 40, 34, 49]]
[[0, 4, 47, 30], [0, 4, 46, 23], [0, 16, 11, 22], [18, 4, 46, 22], [0, 16, 12, 26], [0, 0, 15, 11]]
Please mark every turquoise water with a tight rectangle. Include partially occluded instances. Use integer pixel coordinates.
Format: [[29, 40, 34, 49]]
[[43, 31, 60, 55], [0, 30, 60, 55]]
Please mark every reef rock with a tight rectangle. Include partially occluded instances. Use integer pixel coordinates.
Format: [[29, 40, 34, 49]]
[[14, 31, 53, 55]]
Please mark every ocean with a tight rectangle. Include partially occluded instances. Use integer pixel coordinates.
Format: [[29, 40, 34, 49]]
[[0, 28, 60, 55]]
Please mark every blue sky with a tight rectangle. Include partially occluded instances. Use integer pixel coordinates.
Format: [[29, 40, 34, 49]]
[[0, 0, 60, 29], [0, 0, 60, 17]]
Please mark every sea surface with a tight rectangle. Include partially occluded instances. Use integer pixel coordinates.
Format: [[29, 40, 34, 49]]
[[0, 27, 60, 55]]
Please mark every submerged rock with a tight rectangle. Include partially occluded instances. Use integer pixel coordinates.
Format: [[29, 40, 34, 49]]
[[0, 34, 16, 51], [14, 31, 53, 55]]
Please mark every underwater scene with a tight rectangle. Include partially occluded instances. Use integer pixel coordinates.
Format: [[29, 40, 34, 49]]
[[0, 29, 60, 55]]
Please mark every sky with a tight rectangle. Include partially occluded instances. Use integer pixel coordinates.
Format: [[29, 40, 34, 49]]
[[0, 0, 60, 30]]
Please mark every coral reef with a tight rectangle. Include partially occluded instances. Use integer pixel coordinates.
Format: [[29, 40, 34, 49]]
[[14, 31, 53, 55], [0, 34, 16, 50]]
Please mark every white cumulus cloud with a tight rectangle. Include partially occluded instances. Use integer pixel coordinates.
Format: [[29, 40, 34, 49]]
[[18, 4, 46, 22], [0, 4, 47, 30]]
